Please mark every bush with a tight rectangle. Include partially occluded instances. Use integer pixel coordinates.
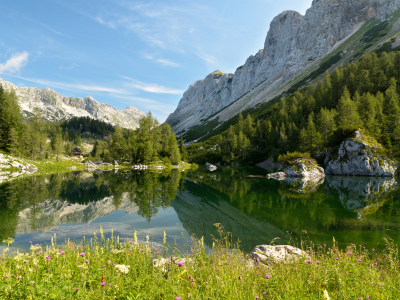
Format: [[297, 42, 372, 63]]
[[191, 163, 199, 170], [162, 156, 172, 166], [277, 151, 311, 165], [326, 126, 364, 148]]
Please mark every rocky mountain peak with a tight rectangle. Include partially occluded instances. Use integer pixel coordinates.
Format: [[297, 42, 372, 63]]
[[0, 78, 146, 130], [167, 0, 400, 139]]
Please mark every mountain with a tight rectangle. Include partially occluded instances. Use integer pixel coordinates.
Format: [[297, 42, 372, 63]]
[[0, 78, 146, 130], [167, 0, 400, 141]]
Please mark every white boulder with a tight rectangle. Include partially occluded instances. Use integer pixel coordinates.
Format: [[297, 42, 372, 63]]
[[325, 130, 397, 176], [251, 245, 310, 264]]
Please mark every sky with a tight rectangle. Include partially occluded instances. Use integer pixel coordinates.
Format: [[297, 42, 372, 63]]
[[0, 0, 313, 122]]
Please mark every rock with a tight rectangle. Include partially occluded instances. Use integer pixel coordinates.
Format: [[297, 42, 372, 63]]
[[325, 130, 397, 176], [251, 245, 310, 264], [282, 158, 325, 178], [114, 160, 119, 166], [256, 158, 282, 172], [266, 172, 287, 180], [166, 0, 400, 137], [205, 162, 217, 171]]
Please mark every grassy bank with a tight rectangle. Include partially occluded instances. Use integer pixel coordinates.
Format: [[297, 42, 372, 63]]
[[0, 227, 399, 299]]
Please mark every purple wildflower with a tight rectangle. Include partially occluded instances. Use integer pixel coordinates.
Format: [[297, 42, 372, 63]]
[[80, 253, 85, 257], [46, 256, 50, 261], [29, 241, 32, 244], [265, 274, 270, 279], [101, 282, 105, 286], [86, 260, 89, 263], [307, 260, 311, 264], [60, 251, 65, 255], [177, 261, 184, 267]]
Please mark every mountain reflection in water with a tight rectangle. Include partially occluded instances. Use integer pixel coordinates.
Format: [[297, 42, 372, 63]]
[[0, 167, 400, 252]]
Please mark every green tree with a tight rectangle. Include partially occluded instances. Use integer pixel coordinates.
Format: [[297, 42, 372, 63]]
[[299, 115, 323, 156]]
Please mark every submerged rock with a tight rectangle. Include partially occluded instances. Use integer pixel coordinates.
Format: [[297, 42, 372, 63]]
[[325, 130, 397, 177], [251, 245, 310, 264]]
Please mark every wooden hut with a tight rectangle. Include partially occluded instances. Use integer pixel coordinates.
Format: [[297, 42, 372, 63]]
[[71, 146, 83, 157]]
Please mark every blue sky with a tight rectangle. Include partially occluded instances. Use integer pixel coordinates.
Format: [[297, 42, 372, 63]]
[[0, 0, 312, 122]]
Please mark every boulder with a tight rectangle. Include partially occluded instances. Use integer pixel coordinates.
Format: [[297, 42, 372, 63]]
[[205, 162, 217, 171], [282, 158, 325, 178], [283, 176, 325, 194], [251, 245, 310, 264], [325, 130, 397, 176], [266, 172, 287, 180]]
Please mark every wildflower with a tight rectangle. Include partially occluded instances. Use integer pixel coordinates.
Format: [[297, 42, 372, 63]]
[[324, 244, 326, 247], [77, 288, 79, 291], [17, 276, 21, 279], [359, 259, 362, 262], [46, 256, 50, 261], [372, 249, 375, 252], [141, 249, 144, 252], [349, 252, 352, 255], [238, 275, 242, 280], [256, 297, 259, 299], [129, 240, 133, 244], [113, 264, 116, 267], [206, 282, 208, 285], [37, 253, 40, 256], [375, 263, 378, 266], [359, 245, 362, 248], [317, 261, 319, 264], [5, 275, 8, 278], [265, 275, 270, 279], [129, 249, 132, 251], [103, 265, 106, 267], [336, 258, 339, 260], [177, 261, 184, 267], [115, 264, 130, 274], [176, 298, 181, 300], [257, 266, 260, 269], [101, 282, 106, 286], [24, 261, 27, 264], [29, 241, 32, 244], [307, 260, 311, 264], [60, 251, 65, 255], [86, 260, 89, 263], [256, 258, 259, 262], [80, 253, 85, 257], [328, 248, 331, 251], [263, 292, 266, 295]]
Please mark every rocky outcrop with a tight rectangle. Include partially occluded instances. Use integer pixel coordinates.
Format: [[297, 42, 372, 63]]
[[282, 158, 325, 178], [205, 162, 217, 171], [0, 153, 38, 183], [167, 0, 400, 137], [251, 245, 310, 264], [0, 78, 145, 130], [325, 130, 397, 176], [266, 172, 287, 180]]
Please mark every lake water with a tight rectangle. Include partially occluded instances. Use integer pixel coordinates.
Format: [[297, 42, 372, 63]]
[[1, 166, 399, 253]]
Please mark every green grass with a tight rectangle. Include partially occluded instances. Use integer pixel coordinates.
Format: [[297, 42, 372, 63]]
[[1, 227, 400, 299]]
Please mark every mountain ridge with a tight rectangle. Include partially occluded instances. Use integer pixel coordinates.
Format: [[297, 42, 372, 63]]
[[0, 78, 146, 130], [167, 0, 400, 141]]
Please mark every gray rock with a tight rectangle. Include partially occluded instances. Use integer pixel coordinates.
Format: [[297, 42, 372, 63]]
[[325, 130, 397, 176], [266, 172, 287, 180], [251, 245, 310, 264], [283, 176, 325, 193], [205, 162, 217, 171], [283, 158, 325, 178]]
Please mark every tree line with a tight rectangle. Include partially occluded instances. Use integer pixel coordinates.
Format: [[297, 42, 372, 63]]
[[0, 86, 182, 164], [187, 50, 400, 164]]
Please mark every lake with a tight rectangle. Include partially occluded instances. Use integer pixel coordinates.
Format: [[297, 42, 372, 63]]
[[0, 166, 399, 253]]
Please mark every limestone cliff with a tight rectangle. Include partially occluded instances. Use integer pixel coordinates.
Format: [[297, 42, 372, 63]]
[[0, 78, 146, 130], [167, 0, 400, 139]]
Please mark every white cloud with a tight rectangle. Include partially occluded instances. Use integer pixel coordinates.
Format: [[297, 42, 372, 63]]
[[122, 76, 184, 94], [0, 52, 29, 74], [155, 59, 180, 67], [11, 75, 127, 94]]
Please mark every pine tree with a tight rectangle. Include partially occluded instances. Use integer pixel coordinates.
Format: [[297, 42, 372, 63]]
[[110, 125, 126, 159], [299, 115, 323, 156], [318, 108, 336, 145], [179, 134, 187, 162], [336, 87, 363, 127]]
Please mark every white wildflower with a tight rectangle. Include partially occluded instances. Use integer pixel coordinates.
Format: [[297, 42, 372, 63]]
[[114, 264, 130, 274]]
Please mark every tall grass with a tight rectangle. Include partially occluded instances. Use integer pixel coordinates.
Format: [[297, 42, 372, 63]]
[[0, 225, 399, 299]]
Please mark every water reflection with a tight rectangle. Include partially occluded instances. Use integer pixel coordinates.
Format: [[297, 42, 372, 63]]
[[0, 167, 399, 252]]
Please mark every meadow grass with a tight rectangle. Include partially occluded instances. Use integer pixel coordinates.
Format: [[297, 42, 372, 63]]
[[0, 226, 399, 299]]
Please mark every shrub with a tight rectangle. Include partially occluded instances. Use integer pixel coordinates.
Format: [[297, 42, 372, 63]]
[[326, 126, 364, 148], [277, 151, 312, 165], [191, 163, 199, 170]]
